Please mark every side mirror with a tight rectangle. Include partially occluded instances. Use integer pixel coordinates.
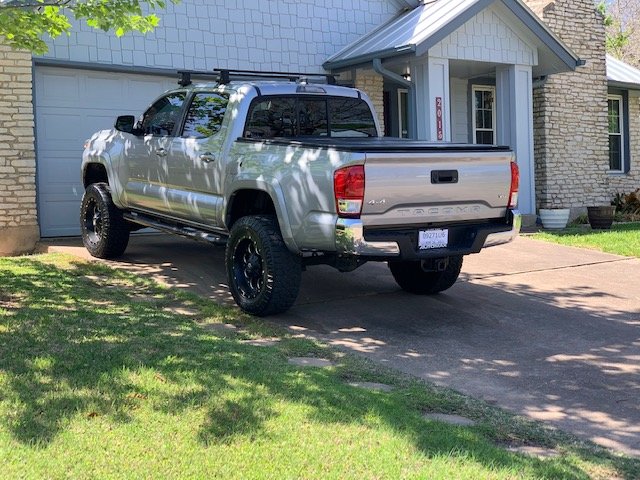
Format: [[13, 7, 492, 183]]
[[115, 115, 136, 134]]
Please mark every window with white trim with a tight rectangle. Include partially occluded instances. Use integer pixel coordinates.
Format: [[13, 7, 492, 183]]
[[472, 85, 496, 145], [608, 94, 625, 172]]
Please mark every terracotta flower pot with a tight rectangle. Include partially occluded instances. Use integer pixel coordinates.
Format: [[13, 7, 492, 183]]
[[587, 206, 615, 230]]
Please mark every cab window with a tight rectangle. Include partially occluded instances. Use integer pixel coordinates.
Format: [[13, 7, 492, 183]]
[[140, 92, 186, 136], [182, 92, 230, 139], [244, 96, 375, 139], [329, 97, 377, 137]]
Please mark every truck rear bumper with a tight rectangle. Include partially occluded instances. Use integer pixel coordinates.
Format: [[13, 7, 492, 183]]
[[335, 211, 521, 259], [483, 211, 521, 248]]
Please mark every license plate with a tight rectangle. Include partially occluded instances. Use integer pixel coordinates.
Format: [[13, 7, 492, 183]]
[[418, 229, 448, 249]]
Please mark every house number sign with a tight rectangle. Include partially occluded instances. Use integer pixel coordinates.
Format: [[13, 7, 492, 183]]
[[435, 96, 443, 140]]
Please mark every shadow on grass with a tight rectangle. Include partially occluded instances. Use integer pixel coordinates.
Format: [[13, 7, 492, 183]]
[[0, 255, 634, 479]]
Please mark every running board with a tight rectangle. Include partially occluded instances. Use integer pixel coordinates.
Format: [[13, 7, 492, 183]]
[[123, 212, 227, 246]]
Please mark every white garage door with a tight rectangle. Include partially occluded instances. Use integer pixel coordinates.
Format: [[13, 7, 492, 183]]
[[34, 66, 176, 237]]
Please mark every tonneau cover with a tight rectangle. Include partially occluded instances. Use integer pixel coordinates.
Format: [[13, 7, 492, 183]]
[[237, 137, 511, 153]]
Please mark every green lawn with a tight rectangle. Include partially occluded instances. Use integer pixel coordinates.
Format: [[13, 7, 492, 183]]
[[0, 254, 636, 479], [532, 222, 640, 257]]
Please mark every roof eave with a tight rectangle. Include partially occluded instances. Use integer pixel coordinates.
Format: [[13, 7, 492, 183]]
[[608, 79, 640, 91], [323, 45, 416, 71]]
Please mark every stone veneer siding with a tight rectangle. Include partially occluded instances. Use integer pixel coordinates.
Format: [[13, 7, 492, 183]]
[[0, 43, 39, 255], [525, 0, 610, 212], [354, 69, 385, 129]]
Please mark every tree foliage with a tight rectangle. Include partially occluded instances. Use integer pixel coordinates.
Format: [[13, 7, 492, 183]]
[[598, 0, 640, 66], [0, 0, 175, 54]]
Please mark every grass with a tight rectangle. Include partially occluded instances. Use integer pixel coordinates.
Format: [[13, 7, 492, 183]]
[[0, 254, 637, 479], [532, 222, 640, 258]]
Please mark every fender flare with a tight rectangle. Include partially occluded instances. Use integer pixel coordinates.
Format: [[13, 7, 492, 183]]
[[225, 178, 299, 253]]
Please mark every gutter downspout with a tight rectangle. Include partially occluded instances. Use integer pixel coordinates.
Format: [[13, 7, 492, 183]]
[[372, 58, 416, 139]]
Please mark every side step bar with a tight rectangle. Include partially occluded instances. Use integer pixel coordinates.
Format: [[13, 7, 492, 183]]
[[123, 212, 227, 246]]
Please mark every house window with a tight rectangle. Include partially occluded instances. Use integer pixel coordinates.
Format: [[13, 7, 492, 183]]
[[608, 94, 625, 172], [472, 86, 495, 145]]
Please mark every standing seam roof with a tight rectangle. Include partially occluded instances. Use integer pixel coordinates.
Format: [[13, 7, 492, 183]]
[[607, 54, 640, 88]]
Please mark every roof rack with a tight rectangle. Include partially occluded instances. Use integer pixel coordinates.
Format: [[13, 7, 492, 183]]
[[177, 69, 337, 87]]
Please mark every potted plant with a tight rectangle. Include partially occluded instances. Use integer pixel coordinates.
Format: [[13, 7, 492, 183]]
[[538, 196, 570, 229], [587, 205, 615, 230]]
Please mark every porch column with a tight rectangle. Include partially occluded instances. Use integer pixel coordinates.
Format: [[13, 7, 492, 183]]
[[412, 57, 450, 141], [496, 65, 535, 215]]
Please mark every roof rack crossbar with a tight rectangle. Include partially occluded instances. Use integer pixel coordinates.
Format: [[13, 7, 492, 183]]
[[176, 69, 337, 86]]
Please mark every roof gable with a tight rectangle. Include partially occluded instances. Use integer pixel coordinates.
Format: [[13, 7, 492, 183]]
[[324, 0, 581, 76]]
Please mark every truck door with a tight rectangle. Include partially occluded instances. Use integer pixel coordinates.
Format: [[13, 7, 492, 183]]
[[165, 91, 229, 226], [124, 91, 187, 213]]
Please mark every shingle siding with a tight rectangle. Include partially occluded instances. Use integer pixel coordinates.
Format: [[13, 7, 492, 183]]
[[39, 0, 398, 73], [429, 6, 536, 66]]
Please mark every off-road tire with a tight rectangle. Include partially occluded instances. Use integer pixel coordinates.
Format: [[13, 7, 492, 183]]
[[80, 183, 130, 259], [389, 256, 463, 294], [225, 215, 301, 316]]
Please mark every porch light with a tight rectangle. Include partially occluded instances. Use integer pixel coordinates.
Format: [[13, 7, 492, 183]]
[[402, 72, 411, 82]]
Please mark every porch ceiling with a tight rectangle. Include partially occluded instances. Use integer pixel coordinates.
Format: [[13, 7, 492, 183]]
[[323, 0, 582, 77]]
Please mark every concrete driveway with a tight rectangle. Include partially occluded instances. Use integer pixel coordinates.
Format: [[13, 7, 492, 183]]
[[42, 234, 640, 456]]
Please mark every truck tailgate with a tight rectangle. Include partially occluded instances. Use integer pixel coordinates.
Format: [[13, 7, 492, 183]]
[[361, 150, 514, 227]]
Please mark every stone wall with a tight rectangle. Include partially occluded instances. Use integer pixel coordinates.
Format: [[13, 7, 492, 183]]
[[354, 69, 385, 129], [0, 43, 39, 256], [525, 0, 610, 212]]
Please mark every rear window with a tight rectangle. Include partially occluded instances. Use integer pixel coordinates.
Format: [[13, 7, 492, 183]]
[[244, 96, 376, 139]]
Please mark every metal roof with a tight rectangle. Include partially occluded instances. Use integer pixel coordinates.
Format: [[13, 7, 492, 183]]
[[607, 54, 640, 89], [323, 0, 581, 76]]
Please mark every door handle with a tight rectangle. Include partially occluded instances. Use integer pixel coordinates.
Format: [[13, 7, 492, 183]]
[[155, 148, 168, 157], [200, 152, 217, 163]]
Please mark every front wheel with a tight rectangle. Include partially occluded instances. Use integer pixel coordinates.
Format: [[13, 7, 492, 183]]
[[80, 183, 130, 259], [225, 215, 301, 316], [389, 256, 463, 294]]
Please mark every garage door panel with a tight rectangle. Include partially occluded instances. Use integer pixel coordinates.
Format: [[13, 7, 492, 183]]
[[39, 200, 83, 237], [35, 70, 82, 107], [35, 66, 175, 237]]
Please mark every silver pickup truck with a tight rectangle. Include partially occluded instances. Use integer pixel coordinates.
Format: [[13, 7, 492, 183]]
[[81, 70, 521, 316]]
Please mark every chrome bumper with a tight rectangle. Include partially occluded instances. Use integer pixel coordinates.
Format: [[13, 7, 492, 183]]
[[483, 211, 522, 248], [335, 218, 400, 257], [335, 212, 521, 257]]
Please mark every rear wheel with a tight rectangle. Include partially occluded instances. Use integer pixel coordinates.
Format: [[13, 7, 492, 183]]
[[389, 256, 463, 294], [80, 183, 130, 259], [225, 215, 301, 316]]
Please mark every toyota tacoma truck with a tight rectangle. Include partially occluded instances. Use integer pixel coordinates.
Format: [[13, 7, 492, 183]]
[[81, 70, 521, 316]]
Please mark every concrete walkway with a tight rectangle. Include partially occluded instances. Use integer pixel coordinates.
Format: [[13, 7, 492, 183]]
[[41, 234, 640, 456]]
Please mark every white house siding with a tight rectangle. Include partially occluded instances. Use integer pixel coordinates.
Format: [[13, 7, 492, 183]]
[[427, 5, 536, 66], [450, 77, 469, 144], [40, 0, 399, 73]]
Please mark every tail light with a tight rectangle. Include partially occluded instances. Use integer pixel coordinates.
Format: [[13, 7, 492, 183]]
[[508, 161, 519, 209], [334, 165, 365, 218]]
